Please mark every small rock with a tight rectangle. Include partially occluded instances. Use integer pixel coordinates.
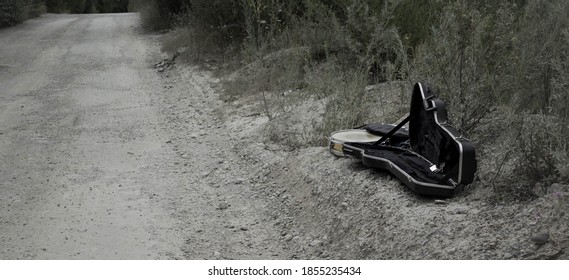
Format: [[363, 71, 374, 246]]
[[530, 233, 549, 245], [311, 186, 320, 196], [201, 171, 210, 177], [177, 46, 188, 54], [218, 202, 229, 210], [240, 226, 249, 231], [284, 234, 293, 242], [340, 202, 348, 209], [434, 199, 448, 205], [213, 251, 221, 258], [509, 243, 520, 251], [158, 67, 165, 72], [455, 208, 468, 215], [447, 247, 457, 255], [503, 253, 513, 259], [309, 239, 322, 247], [233, 178, 245, 184]]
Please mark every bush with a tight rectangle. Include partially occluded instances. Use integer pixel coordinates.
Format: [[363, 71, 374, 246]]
[[136, 0, 167, 31], [130, 0, 185, 31], [0, 0, 45, 27], [410, 0, 569, 198]]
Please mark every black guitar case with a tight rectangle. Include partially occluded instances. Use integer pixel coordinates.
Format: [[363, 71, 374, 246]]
[[341, 82, 477, 197]]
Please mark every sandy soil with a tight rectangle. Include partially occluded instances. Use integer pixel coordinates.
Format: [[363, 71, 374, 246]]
[[1, 13, 567, 260]]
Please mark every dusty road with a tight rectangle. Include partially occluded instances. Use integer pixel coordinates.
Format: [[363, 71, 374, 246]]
[[0, 13, 288, 259]]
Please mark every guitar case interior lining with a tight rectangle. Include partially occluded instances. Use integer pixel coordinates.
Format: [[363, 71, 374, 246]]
[[339, 82, 477, 197]]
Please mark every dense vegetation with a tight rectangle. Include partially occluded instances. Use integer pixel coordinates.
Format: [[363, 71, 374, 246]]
[[46, 0, 129, 13], [133, 0, 569, 199], [0, 0, 129, 27], [0, 0, 45, 27]]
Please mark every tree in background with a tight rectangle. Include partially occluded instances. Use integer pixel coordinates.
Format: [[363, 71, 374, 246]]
[[68, 0, 87, 13], [45, 0, 128, 14], [1, 0, 130, 28], [45, 0, 62, 12]]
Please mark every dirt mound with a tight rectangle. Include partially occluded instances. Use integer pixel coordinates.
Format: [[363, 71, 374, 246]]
[[217, 63, 569, 259], [146, 55, 569, 259]]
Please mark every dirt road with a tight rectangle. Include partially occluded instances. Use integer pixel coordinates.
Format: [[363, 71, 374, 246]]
[[0, 13, 288, 259]]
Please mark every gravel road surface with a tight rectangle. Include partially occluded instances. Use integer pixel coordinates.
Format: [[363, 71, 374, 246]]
[[0, 13, 287, 259]]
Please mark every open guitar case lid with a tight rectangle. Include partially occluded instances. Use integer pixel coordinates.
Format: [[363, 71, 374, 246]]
[[342, 82, 477, 197]]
